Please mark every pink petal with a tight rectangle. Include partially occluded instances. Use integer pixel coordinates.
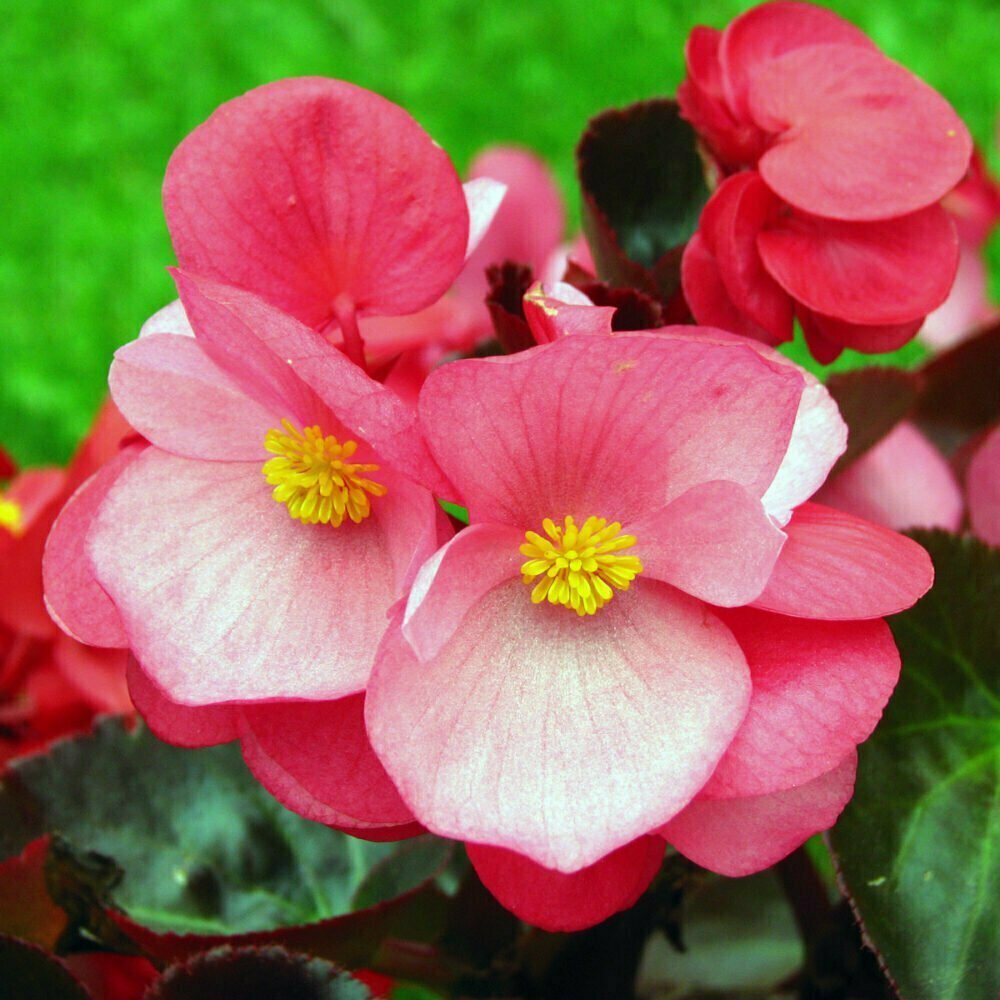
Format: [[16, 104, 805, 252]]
[[402, 522, 524, 662], [110, 335, 287, 461], [702, 609, 898, 798], [418, 333, 803, 527], [681, 233, 785, 345], [174, 272, 452, 496], [758, 204, 959, 326], [753, 502, 933, 620], [467, 837, 664, 931], [802, 311, 924, 355], [522, 282, 614, 344], [239, 695, 416, 832], [139, 299, 193, 339], [90, 450, 433, 704], [127, 657, 239, 748], [752, 45, 971, 221], [367, 581, 750, 871], [967, 426, 1000, 546], [921, 246, 996, 351], [630, 481, 785, 606], [43, 445, 144, 648], [453, 146, 565, 303], [661, 753, 857, 877], [463, 177, 508, 259], [164, 77, 468, 328], [816, 421, 963, 532], [719, 2, 873, 123], [53, 637, 131, 715]]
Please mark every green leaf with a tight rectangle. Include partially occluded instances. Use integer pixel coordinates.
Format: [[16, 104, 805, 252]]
[[0, 719, 449, 936], [829, 532, 1000, 1000], [437, 499, 469, 524], [147, 945, 370, 1000]]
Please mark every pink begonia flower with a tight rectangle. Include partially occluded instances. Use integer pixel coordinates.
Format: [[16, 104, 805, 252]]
[[967, 425, 1000, 546], [922, 150, 1000, 350], [363, 329, 932, 929], [678, 1, 971, 362], [815, 421, 964, 533], [43, 273, 448, 838]]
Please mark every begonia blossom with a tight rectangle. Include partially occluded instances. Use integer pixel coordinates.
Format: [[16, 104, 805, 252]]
[[42, 273, 448, 838], [967, 425, 1000, 546], [678, 1, 972, 362], [358, 329, 932, 929]]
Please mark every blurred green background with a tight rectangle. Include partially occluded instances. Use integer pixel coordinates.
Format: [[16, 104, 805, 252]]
[[2, 0, 998, 467]]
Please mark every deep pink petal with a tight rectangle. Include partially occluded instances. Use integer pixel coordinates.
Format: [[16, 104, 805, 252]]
[[402, 522, 523, 662], [418, 334, 803, 527], [522, 282, 614, 344], [164, 77, 468, 327], [239, 695, 416, 832], [175, 272, 452, 496], [816, 421, 963, 532], [90, 449, 423, 704], [967, 426, 1000, 546], [753, 502, 933, 620], [805, 312, 924, 355], [753, 45, 971, 221], [454, 146, 565, 303], [467, 836, 664, 931], [630, 481, 785, 606], [127, 657, 239, 748], [110, 335, 285, 460], [758, 205, 959, 326], [662, 753, 857, 877], [42, 444, 144, 648], [367, 581, 750, 871], [702, 609, 898, 798], [719, 2, 873, 123], [53, 637, 131, 715]]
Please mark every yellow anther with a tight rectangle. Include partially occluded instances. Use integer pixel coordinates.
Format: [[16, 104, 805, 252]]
[[262, 419, 386, 526], [0, 493, 22, 537], [519, 514, 643, 616]]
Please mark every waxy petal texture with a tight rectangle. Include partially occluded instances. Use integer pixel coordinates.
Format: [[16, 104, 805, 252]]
[[368, 581, 750, 871], [753, 503, 933, 620], [467, 837, 665, 931], [967, 426, 1000, 546], [164, 77, 468, 328], [703, 609, 899, 798], [662, 753, 857, 877]]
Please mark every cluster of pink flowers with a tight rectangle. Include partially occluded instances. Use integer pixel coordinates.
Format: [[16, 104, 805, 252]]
[[42, 2, 979, 932]]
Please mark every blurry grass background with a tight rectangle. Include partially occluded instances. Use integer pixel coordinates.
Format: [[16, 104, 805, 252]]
[[2, 0, 998, 466]]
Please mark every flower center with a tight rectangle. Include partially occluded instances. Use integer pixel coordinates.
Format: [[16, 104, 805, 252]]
[[262, 419, 386, 526], [520, 515, 643, 616], [0, 492, 22, 536]]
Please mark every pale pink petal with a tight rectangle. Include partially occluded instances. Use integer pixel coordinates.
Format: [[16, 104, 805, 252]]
[[175, 272, 452, 496], [239, 695, 416, 832], [454, 146, 565, 303], [110, 335, 286, 461], [127, 657, 239, 748], [402, 522, 523, 662], [467, 836, 664, 931], [662, 754, 857, 877], [367, 581, 750, 871], [752, 45, 971, 221], [702, 609, 898, 798], [921, 246, 997, 351], [90, 449, 421, 704], [138, 299, 193, 339], [463, 177, 508, 259], [719, 2, 873, 123], [418, 333, 803, 527], [815, 421, 963, 532], [753, 502, 933, 620], [43, 444, 144, 648], [164, 77, 468, 327], [757, 205, 959, 326], [358, 295, 487, 364], [630, 481, 785, 606], [967, 425, 1000, 546], [522, 282, 614, 344]]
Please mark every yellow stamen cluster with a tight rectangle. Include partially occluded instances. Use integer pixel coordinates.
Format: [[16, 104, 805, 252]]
[[520, 515, 643, 616], [263, 419, 386, 526], [0, 492, 23, 536]]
